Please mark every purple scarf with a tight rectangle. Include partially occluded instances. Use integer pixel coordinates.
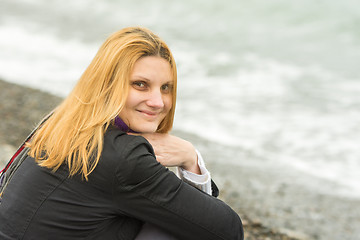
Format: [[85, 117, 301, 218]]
[[114, 116, 138, 133]]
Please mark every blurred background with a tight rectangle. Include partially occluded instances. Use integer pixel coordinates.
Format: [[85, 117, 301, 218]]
[[1, 0, 359, 239]]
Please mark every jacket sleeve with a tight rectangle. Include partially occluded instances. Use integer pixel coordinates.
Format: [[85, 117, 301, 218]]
[[176, 149, 213, 195], [113, 136, 243, 240]]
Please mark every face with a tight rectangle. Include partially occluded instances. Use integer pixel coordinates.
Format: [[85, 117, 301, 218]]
[[119, 56, 173, 133]]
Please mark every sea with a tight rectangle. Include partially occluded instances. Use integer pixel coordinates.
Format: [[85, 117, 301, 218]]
[[1, 0, 359, 202]]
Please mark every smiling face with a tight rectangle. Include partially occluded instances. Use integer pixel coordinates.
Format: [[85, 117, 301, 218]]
[[119, 56, 173, 133]]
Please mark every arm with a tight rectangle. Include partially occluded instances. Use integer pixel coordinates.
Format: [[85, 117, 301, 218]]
[[135, 133, 201, 174], [133, 133, 214, 195], [136, 141, 215, 239], [114, 136, 243, 240], [176, 149, 212, 195], [135, 152, 213, 240]]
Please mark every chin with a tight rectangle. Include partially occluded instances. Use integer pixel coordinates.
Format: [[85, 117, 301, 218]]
[[133, 124, 159, 133]]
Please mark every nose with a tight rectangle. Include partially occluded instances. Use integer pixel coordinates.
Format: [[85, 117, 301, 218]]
[[146, 90, 164, 109]]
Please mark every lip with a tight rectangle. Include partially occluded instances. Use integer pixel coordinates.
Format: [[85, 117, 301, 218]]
[[137, 109, 159, 118]]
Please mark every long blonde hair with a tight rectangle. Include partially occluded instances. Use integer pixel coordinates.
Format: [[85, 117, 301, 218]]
[[28, 27, 177, 180]]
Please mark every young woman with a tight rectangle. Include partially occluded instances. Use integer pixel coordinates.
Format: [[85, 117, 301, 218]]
[[0, 27, 243, 239]]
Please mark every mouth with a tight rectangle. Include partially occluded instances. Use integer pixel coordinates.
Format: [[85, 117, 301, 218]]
[[137, 110, 159, 118]]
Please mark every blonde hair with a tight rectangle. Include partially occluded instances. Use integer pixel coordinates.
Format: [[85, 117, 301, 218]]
[[28, 27, 177, 180]]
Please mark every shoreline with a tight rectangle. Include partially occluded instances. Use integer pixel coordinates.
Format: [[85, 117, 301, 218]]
[[1, 78, 359, 239]]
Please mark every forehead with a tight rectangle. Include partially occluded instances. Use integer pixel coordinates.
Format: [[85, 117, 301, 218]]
[[131, 56, 173, 82]]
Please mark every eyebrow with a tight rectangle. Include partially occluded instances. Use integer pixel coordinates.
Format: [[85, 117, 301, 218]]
[[130, 75, 173, 83], [130, 75, 150, 81]]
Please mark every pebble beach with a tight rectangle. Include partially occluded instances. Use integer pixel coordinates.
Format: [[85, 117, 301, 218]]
[[1, 78, 359, 240]]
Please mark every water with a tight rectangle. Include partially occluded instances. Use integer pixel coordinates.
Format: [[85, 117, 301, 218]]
[[1, 0, 360, 201]]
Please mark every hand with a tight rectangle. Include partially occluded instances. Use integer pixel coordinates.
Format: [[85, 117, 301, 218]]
[[132, 133, 201, 174]]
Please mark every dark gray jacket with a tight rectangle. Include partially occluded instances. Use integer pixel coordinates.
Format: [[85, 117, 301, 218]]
[[0, 127, 243, 239]]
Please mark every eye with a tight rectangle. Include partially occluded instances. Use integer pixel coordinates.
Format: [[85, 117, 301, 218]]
[[132, 81, 147, 90], [161, 83, 173, 94]]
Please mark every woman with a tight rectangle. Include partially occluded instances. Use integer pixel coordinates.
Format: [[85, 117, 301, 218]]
[[0, 27, 243, 239]]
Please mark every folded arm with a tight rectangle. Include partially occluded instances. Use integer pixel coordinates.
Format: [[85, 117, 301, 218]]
[[114, 136, 243, 240]]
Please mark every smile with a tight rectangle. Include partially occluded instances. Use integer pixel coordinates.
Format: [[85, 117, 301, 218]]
[[137, 110, 159, 119]]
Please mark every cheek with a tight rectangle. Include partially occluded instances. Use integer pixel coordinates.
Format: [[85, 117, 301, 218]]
[[125, 90, 142, 108], [163, 95, 173, 112]]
